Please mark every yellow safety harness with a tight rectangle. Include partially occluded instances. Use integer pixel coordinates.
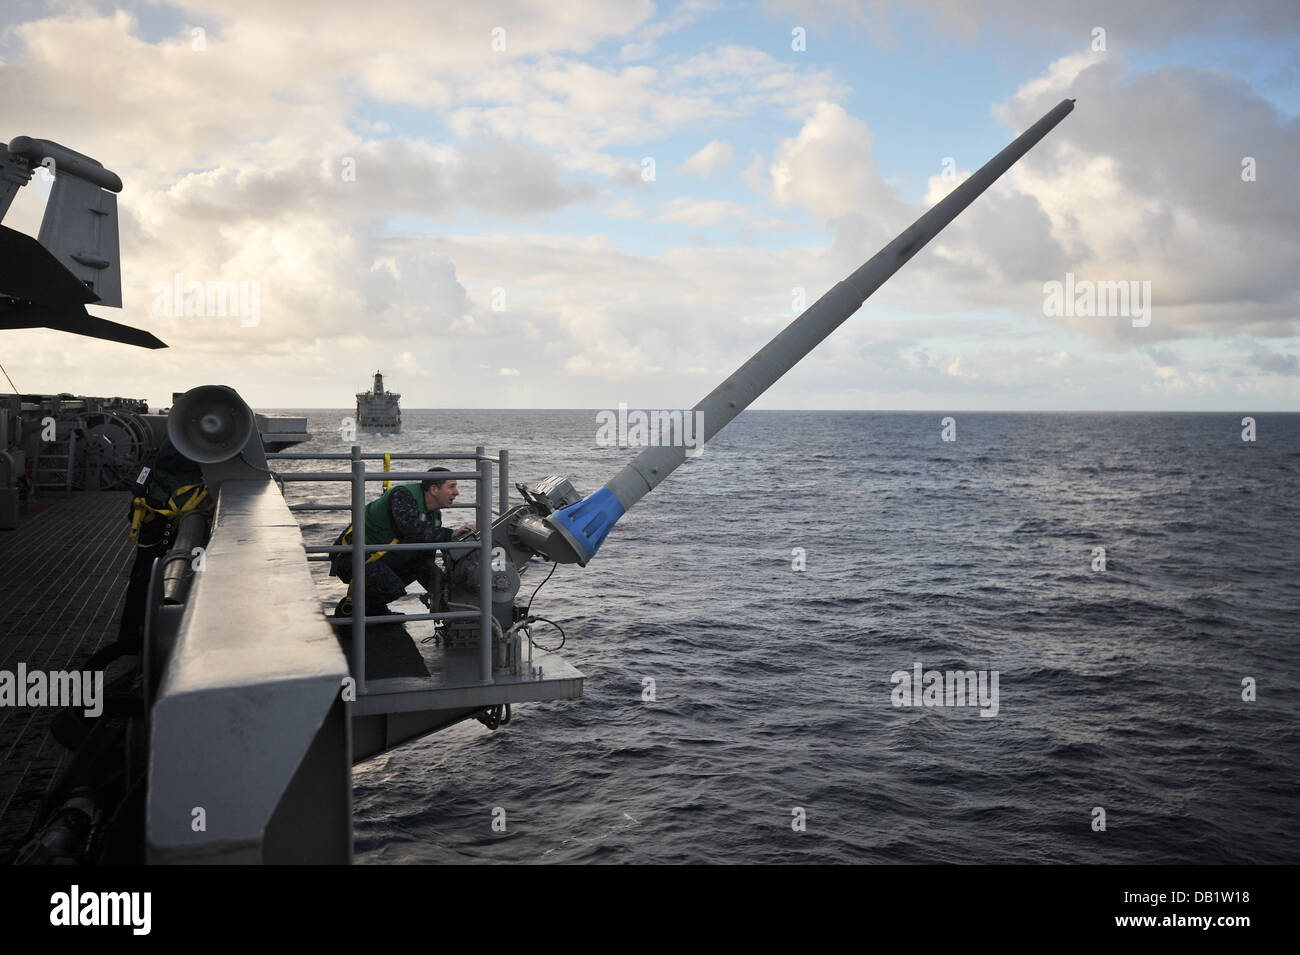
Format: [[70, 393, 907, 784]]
[[338, 524, 401, 600], [339, 525, 401, 565], [127, 483, 210, 542]]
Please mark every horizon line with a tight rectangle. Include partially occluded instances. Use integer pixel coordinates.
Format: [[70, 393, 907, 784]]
[[244, 407, 1300, 414]]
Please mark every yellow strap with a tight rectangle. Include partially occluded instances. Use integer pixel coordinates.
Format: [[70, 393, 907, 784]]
[[126, 483, 210, 542], [341, 526, 402, 600], [341, 526, 400, 564], [382, 453, 392, 491], [166, 483, 209, 516], [127, 499, 150, 542]]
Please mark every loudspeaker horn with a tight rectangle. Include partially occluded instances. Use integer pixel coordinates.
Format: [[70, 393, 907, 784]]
[[168, 385, 256, 464]]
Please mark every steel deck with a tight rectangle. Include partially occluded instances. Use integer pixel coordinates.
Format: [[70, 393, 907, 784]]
[[0, 491, 134, 855]]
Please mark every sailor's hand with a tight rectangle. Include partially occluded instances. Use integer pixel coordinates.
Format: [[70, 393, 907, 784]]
[[454, 523, 475, 535]]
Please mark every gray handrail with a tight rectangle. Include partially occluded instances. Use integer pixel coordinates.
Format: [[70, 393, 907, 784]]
[[272, 446, 511, 690]]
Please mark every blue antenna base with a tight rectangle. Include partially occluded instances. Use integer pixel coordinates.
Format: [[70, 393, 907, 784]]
[[545, 487, 625, 565]]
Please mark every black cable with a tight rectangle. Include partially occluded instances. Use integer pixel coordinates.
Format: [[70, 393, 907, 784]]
[[240, 450, 286, 494], [526, 615, 566, 652], [525, 561, 557, 618], [0, 356, 18, 394]]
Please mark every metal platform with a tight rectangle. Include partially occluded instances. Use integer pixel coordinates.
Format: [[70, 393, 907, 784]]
[[254, 413, 310, 451], [275, 447, 586, 763], [354, 635, 583, 715], [339, 619, 583, 760]]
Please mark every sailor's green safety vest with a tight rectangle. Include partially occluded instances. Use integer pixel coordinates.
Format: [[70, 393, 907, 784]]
[[344, 482, 441, 570], [143, 458, 205, 512], [127, 440, 210, 542]]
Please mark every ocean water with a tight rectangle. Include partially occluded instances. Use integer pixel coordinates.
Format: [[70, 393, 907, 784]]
[[271, 410, 1300, 864]]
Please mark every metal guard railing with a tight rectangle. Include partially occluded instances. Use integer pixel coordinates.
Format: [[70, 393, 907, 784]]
[[267, 446, 510, 692]]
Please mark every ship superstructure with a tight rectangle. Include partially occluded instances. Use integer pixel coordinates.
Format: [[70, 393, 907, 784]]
[[355, 372, 400, 434]]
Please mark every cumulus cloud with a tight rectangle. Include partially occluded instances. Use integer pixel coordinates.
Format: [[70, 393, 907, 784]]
[[768, 101, 905, 226], [619, 0, 721, 61], [445, 46, 845, 173], [655, 198, 750, 226], [993, 52, 1300, 341], [759, 98, 1070, 305], [678, 139, 735, 176]]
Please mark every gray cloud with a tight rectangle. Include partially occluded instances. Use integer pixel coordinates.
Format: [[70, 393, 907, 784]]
[[985, 52, 1300, 341], [1250, 347, 1300, 375], [452, 137, 597, 214], [1144, 346, 1180, 366], [765, 0, 1300, 47]]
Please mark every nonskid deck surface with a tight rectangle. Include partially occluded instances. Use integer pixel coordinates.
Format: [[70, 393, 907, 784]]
[[0, 491, 134, 854]]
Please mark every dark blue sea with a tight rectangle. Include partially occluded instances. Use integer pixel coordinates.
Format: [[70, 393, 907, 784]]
[[271, 410, 1300, 864]]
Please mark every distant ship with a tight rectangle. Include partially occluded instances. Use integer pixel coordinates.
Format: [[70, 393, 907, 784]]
[[356, 371, 400, 433]]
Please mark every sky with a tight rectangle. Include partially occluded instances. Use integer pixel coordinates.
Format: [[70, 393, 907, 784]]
[[1, 0, 1297, 411]]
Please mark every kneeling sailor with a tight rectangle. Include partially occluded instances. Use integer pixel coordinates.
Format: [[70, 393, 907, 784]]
[[329, 466, 473, 616]]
